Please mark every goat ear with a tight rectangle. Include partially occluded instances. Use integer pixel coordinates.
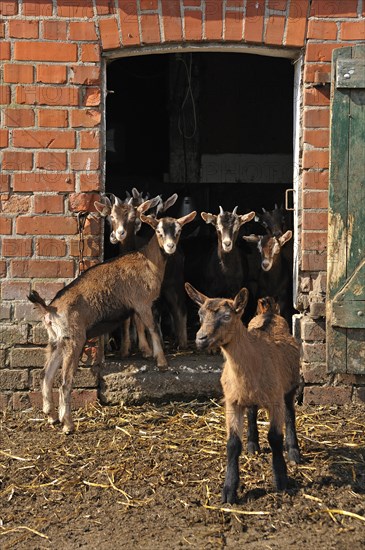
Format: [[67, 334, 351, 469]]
[[177, 210, 197, 226], [233, 288, 249, 315], [94, 201, 111, 217], [185, 282, 207, 306], [201, 212, 217, 225], [278, 230, 292, 247], [140, 213, 158, 229], [138, 196, 160, 214], [162, 193, 178, 212], [239, 211, 255, 226], [242, 234, 260, 243]]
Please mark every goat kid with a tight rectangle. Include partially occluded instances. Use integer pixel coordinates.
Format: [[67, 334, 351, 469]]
[[29, 203, 196, 434], [185, 283, 300, 504], [200, 206, 255, 298]]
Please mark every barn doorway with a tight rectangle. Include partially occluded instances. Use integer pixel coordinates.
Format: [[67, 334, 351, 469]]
[[104, 51, 296, 350]]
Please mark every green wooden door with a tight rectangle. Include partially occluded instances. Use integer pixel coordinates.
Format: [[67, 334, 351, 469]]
[[327, 45, 365, 374]]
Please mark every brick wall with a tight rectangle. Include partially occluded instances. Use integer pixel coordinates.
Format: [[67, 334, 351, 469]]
[[0, 0, 364, 410]]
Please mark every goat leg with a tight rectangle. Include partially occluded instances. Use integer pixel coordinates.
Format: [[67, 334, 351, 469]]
[[42, 340, 62, 425], [222, 402, 244, 504], [284, 388, 301, 464], [268, 407, 287, 491], [246, 405, 260, 454], [136, 308, 168, 370], [134, 314, 153, 358], [58, 339, 84, 434]]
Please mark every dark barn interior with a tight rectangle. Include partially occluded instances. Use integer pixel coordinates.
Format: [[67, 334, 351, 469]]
[[105, 52, 295, 344]]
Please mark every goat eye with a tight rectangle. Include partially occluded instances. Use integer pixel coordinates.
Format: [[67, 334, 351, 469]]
[[223, 313, 231, 321]]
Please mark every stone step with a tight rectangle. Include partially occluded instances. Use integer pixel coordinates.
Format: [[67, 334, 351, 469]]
[[99, 352, 223, 405]]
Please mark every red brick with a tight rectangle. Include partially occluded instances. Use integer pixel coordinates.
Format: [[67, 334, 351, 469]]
[[42, 20, 67, 40], [341, 21, 365, 41], [69, 192, 100, 212], [0, 86, 11, 105], [70, 236, 100, 257], [245, 0, 264, 43], [1, 195, 31, 214], [71, 109, 101, 128], [57, 1, 94, 18], [80, 130, 99, 149], [0, 261, 6, 277], [70, 66, 101, 85], [0, 217, 12, 234], [225, 10, 243, 41], [0, 174, 10, 193], [99, 17, 121, 50], [304, 87, 330, 107], [69, 21, 98, 41], [285, 0, 308, 47], [0, 1, 18, 15], [1, 281, 30, 300], [38, 109, 68, 128], [303, 149, 329, 170], [33, 195, 64, 214], [2, 151, 33, 171], [95, 0, 116, 15], [33, 281, 64, 300], [307, 20, 338, 40], [183, 0, 201, 5], [9, 20, 39, 38], [15, 42, 77, 62], [140, 13, 160, 43], [36, 151, 67, 171], [17, 86, 78, 106], [184, 9, 203, 40], [302, 170, 329, 190], [13, 129, 76, 149], [302, 231, 327, 251], [0, 129, 9, 147], [36, 65, 67, 84], [4, 108, 35, 127], [161, 0, 182, 42], [22, 0, 53, 16], [140, 0, 158, 9], [303, 129, 330, 148], [303, 190, 328, 210], [119, 0, 140, 46], [2, 238, 32, 257], [268, 0, 287, 9], [81, 44, 101, 62], [0, 42, 10, 60], [302, 210, 328, 230], [205, 0, 223, 40], [310, 0, 358, 17], [79, 173, 101, 192], [265, 15, 285, 45], [303, 108, 330, 128], [4, 64, 34, 84], [301, 252, 327, 271], [13, 172, 75, 193], [304, 62, 331, 84], [28, 389, 98, 410], [0, 22, 4, 38], [306, 43, 346, 63], [70, 152, 100, 171], [16, 216, 77, 236], [82, 88, 101, 107], [11, 259, 75, 278], [36, 237, 67, 256]]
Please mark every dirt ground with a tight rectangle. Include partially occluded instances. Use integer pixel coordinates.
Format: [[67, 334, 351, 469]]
[[1, 400, 364, 550]]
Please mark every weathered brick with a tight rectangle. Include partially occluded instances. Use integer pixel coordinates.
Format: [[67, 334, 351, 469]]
[[11, 259, 75, 278], [0, 1, 18, 15], [13, 129, 76, 148], [302, 149, 329, 170], [303, 129, 330, 147], [2, 238, 32, 257], [302, 211, 328, 231], [99, 17, 121, 50], [80, 130, 99, 149], [2, 151, 33, 171], [0, 392, 11, 412], [303, 108, 330, 128], [79, 173, 101, 192], [33, 195, 64, 214], [341, 21, 365, 41], [32, 367, 98, 389], [36, 237, 67, 256], [265, 15, 285, 45], [4, 108, 35, 127], [354, 387, 365, 404], [71, 109, 101, 128], [0, 217, 12, 234], [301, 362, 327, 384], [301, 317, 325, 341], [36, 65, 67, 84], [307, 20, 338, 41], [81, 43, 100, 62], [302, 170, 329, 190], [32, 324, 49, 345], [83, 88, 101, 107], [303, 386, 353, 406], [310, 0, 358, 17], [0, 129, 9, 147], [0, 324, 28, 347], [0, 174, 10, 192], [302, 342, 326, 363], [0, 85, 11, 104], [70, 236, 100, 257], [14, 303, 42, 322], [38, 109, 68, 128], [16, 216, 77, 235], [161, 0, 183, 42], [0, 42, 10, 60], [184, 9, 203, 41], [17, 86, 78, 106], [1, 195, 31, 215], [1, 281, 31, 300], [36, 151, 67, 171], [42, 20, 67, 40], [119, 0, 140, 46], [33, 281, 64, 300], [0, 303, 11, 320], [308, 300, 326, 318], [70, 152, 100, 171], [303, 190, 328, 209], [22, 0, 53, 17], [70, 66, 101, 85], [28, 389, 98, 410], [10, 347, 45, 368], [4, 64, 34, 83], [140, 13, 160, 43], [13, 173, 75, 193], [302, 231, 327, 252], [57, 1, 94, 18], [0, 260, 6, 278], [69, 21, 97, 41], [285, 0, 307, 47], [9, 20, 39, 38]]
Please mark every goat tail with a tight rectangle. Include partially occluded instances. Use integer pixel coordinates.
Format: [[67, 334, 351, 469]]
[[28, 290, 52, 315]]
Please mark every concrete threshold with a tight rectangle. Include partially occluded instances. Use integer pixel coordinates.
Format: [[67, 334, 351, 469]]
[[99, 351, 223, 405]]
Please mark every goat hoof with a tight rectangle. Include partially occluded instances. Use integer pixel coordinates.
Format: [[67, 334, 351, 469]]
[[157, 364, 168, 372], [288, 448, 301, 464], [274, 475, 288, 492], [247, 442, 260, 455], [47, 416, 60, 426], [62, 423, 75, 435], [222, 486, 238, 505]]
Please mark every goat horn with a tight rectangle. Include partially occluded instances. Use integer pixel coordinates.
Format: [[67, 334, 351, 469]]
[[232, 206, 238, 215], [132, 188, 140, 198], [219, 205, 224, 215], [125, 190, 131, 199], [275, 203, 279, 209], [262, 207, 266, 213]]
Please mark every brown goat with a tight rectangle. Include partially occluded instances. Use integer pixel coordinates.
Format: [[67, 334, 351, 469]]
[[28, 203, 196, 434], [185, 283, 300, 504]]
